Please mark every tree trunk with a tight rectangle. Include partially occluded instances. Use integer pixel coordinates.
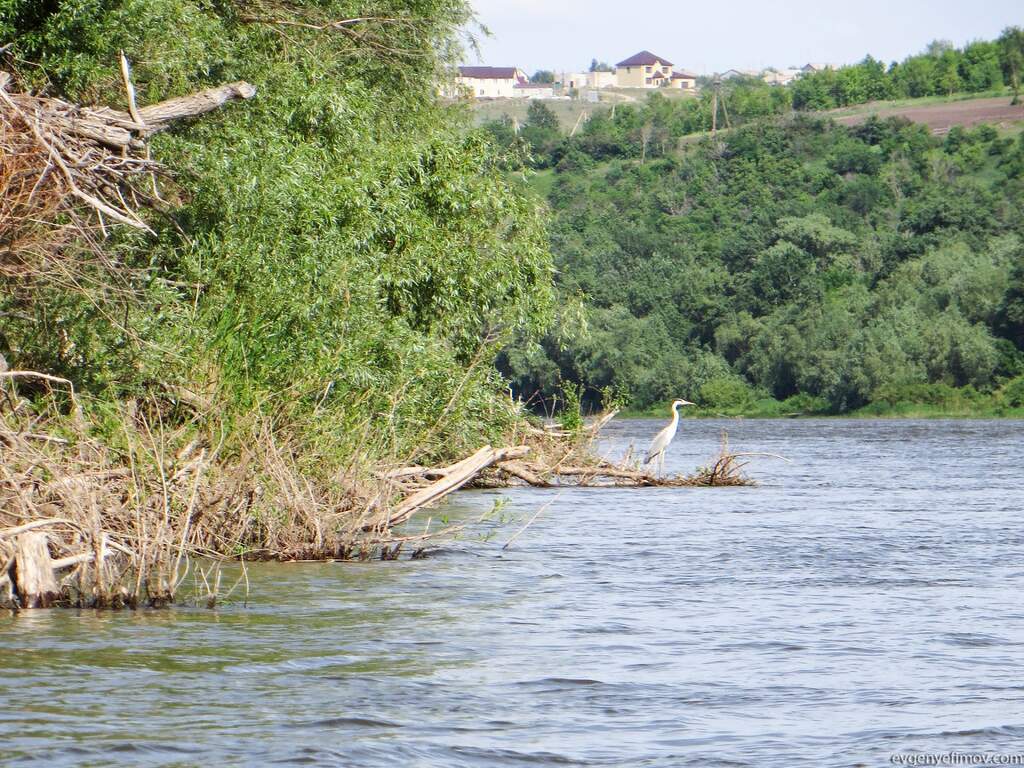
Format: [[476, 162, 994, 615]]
[[13, 532, 60, 608]]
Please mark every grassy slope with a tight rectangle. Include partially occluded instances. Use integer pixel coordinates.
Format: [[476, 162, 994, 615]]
[[468, 88, 697, 129], [470, 98, 591, 130]]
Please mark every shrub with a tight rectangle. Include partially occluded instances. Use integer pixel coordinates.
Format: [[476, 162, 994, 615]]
[[999, 375, 1024, 407]]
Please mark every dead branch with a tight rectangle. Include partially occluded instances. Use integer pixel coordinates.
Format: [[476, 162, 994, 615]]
[[373, 445, 530, 530], [0, 62, 255, 278]]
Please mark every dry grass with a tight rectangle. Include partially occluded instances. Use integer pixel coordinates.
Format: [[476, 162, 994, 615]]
[[0, 371, 468, 610], [0, 70, 162, 286]]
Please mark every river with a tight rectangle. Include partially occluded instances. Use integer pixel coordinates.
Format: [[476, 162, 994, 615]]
[[3, 419, 1023, 767]]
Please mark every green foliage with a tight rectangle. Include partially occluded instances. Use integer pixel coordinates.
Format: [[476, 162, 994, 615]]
[[1000, 26, 1024, 103], [504, 111, 1024, 414], [697, 377, 757, 411], [999, 375, 1024, 407], [558, 381, 584, 432], [792, 33, 1018, 111], [0, 0, 555, 465]]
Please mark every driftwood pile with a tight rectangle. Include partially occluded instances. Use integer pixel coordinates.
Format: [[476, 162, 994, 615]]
[[381, 415, 758, 503], [0, 59, 255, 276]]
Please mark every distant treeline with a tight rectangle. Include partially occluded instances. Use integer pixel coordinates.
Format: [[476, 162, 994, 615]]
[[792, 30, 1023, 109]]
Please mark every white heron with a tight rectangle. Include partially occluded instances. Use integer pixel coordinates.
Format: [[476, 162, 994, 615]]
[[644, 399, 695, 476]]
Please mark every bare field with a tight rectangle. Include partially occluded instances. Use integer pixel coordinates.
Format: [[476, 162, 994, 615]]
[[831, 95, 1024, 134]]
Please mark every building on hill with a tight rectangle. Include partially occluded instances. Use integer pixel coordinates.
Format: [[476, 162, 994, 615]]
[[720, 68, 761, 80], [615, 51, 696, 90], [453, 66, 528, 98], [561, 70, 618, 90], [513, 82, 556, 99], [763, 68, 802, 86], [588, 70, 618, 89], [670, 70, 698, 90], [801, 62, 835, 73]]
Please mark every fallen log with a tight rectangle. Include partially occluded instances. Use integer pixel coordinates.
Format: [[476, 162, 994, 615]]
[[495, 459, 550, 487], [374, 445, 530, 530], [135, 82, 257, 133], [2, 77, 258, 151]]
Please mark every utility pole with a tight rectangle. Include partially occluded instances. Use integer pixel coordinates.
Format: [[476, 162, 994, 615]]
[[720, 84, 731, 129], [709, 76, 730, 133], [710, 78, 718, 134]]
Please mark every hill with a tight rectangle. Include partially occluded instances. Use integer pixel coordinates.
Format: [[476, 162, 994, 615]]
[[498, 113, 1024, 416]]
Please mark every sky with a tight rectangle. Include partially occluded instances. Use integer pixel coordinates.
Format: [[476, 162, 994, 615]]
[[465, 0, 1021, 75]]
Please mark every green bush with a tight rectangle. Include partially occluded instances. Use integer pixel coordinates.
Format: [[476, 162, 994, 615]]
[[0, 1, 555, 467], [698, 377, 756, 410], [999, 375, 1024, 407]]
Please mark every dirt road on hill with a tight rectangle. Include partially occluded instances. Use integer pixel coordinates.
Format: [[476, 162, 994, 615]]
[[832, 96, 1024, 134]]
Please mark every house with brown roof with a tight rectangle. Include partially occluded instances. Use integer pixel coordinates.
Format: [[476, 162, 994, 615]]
[[454, 66, 528, 99], [615, 51, 697, 90]]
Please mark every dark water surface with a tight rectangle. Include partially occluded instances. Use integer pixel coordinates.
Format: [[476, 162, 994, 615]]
[[3, 419, 1024, 767]]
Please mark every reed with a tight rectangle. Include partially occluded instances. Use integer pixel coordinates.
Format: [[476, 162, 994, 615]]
[[0, 371, 465, 610]]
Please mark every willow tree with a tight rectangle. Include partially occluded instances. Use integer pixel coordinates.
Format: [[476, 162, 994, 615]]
[[0, 1, 554, 465]]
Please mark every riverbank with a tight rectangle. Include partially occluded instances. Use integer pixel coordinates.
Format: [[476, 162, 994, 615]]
[[0, 395, 754, 610], [620, 390, 1024, 419]]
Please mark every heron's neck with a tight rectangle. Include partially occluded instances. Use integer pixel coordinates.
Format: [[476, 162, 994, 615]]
[[670, 406, 681, 426]]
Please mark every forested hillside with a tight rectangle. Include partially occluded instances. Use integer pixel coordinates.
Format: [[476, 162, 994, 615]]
[[500, 115, 1024, 414]]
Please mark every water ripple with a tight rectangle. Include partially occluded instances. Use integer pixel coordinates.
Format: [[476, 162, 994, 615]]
[[2, 419, 1024, 767]]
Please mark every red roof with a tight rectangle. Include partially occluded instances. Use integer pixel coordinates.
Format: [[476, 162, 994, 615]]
[[458, 66, 520, 80], [672, 70, 698, 79], [616, 50, 673, 68]]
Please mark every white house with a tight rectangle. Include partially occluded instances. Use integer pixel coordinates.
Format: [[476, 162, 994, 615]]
[[763, 68, 802, 86], [513, 82, 556, 99], [586, 70, 617, 89], [560, 70, 617, 90], [454, 66, 528, 99]]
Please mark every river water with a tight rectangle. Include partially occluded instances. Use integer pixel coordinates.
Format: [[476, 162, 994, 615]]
[[3, 419, 1024, 767]]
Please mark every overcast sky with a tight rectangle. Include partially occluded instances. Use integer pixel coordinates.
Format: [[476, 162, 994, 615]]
[[465, 1, 1021, 75]]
